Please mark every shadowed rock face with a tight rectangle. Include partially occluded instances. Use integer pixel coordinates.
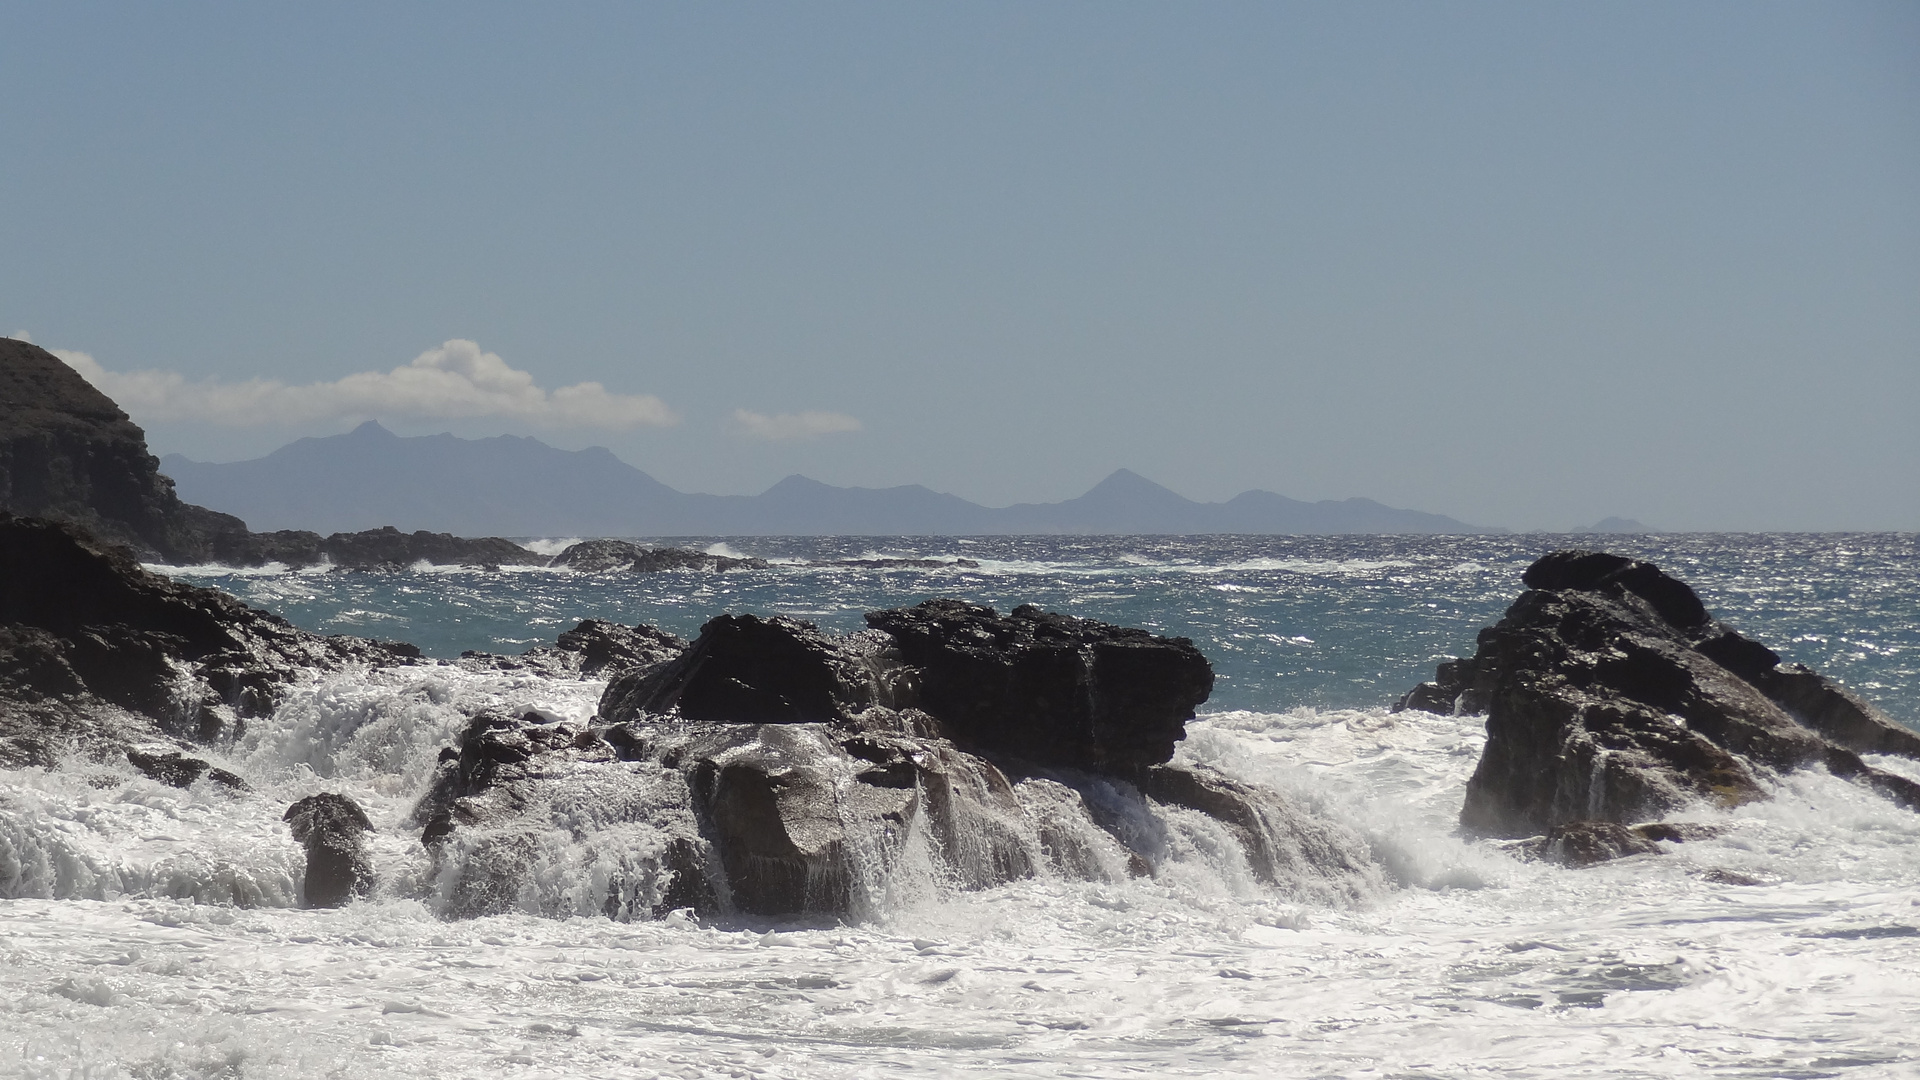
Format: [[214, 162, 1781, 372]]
[[865, 600, 1215, 771], [601, 615, 901, 728], [0, 337, 253, 563], [284, 793, 374, 907], [1397, 550, 1920, 837], [0, 514, 420, 770]]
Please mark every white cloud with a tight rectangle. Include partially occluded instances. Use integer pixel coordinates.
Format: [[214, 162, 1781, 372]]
[[53, 339, 678, 430], [730, 408, 863, 441]]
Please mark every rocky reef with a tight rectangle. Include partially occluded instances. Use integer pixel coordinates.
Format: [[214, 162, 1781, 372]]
[[0, 513, 420, 773], [417, 603, 1378, 919], [1400, 550, 1920, 841]]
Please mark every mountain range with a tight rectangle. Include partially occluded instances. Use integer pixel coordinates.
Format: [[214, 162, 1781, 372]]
[[160, 422, 1504, 537]]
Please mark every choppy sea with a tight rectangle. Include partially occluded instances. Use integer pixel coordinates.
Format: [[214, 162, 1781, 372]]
[[4, 533, 1918, 1079]]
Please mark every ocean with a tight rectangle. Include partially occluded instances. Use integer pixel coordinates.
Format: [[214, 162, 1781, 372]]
[[3, 533, 1917, 1078]]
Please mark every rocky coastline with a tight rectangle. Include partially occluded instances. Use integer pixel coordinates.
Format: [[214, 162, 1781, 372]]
[[1397, 549, 1920, 862]]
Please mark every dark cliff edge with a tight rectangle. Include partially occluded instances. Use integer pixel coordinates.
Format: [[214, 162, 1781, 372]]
[[0, 338, 549, 568], [1398, 550, 1920, 855]]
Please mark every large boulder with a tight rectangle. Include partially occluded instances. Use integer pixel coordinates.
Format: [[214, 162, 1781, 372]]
[[600, 615, 911, 729], [1399, 550, 1920, 837], [284, 793, 375, 907], [865, 600, 1215, 770]]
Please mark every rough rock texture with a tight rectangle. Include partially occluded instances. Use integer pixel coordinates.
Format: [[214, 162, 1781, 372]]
[[0, 338, 580, 569], [295, 526, 545, 570], [284, 793, 374, 907], [1513, 820, 1725, 867], [0, 337, 253, 563], [865, 600, 1215, 770], [600, 615, 909, 730], [549, 539, 769, 574], [419, 603, 1375, 919], [1398, 550, 1920, 837], [0, 514, 419, 770]]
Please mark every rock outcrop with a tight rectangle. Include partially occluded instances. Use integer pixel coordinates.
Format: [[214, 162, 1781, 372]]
[[549, 539, 769, 574], [419, 602, 1377, 919], [0, 513, 419, 771], [0, 337, 254, 563], [0, 338, 572, 569], [866, 600, 1215, 770], [1399, 550, 1920, 837], [284, 793, 375, 907]]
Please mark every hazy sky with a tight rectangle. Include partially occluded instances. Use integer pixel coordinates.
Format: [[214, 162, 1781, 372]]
[[4, 2, 1916, 531]]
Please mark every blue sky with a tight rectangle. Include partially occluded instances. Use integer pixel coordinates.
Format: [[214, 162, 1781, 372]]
[[4, 2, 1916, 530]]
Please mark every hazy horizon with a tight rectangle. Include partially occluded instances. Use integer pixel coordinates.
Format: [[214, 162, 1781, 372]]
[[5, 3, 1916, 531]]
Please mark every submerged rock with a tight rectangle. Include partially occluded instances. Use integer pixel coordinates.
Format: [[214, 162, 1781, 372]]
[[1400, 550, 1920, 837], [284, 793, 374, 907], [1513, 820, 1725, 868]]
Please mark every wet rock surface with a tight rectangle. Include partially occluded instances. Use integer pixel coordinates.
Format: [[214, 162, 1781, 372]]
[[867, 599, 1215, 770], [0, 514, 419, 770], [419, 602, 1377, 919], [1510, 820, 1726, 867], [284, 793, 375, 907], [1399, 549, 1920, 837], [549, 539, 769, 573]]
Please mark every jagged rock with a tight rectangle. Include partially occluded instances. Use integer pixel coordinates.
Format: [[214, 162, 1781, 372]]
[[307, 526, 544, 569], [599, 614, 909, 729], [284, 793, 374, 907], [417, 603, 1384, 919], [865, 599, 1214, 770], [412, 708, 1029, 918], [1402, 550, 1920, 837], [548, 539, 647, 572], [536, 619, 687, 677], [1515, 820, 1725, 867], [126, 746, 248, 791], [0, 337, 255, 563], [0, 514, 419, 768], [549, 539, 769, 574]]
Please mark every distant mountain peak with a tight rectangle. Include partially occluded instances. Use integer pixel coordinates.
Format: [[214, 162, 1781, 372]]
[[160, 426, 1504, 535], [1075, 468, 1195, 508]]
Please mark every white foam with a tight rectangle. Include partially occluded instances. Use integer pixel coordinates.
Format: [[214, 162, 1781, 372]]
[[7, 693, 1920, 1077]]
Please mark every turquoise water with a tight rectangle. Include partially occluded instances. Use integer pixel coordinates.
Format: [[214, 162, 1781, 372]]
[[168, 533, 1920, 724]]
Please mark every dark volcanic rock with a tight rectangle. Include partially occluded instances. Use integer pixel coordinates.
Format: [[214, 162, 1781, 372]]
[[600, 615, 906, 729], [548, 539, 648, 572], [0, 514, 419, 769], [284, 793, 374, 907], [865, 600, 1214, 770], [1516, 820, 1725, 868], [126, 746, 248, 791], [0, 337, 253, 563], [1401, 550, 1920, 837], [549, 539, 769, 574], [417, 602, 1380, 919], [311, 526, 544, 569], [543, 619, 687, 677]]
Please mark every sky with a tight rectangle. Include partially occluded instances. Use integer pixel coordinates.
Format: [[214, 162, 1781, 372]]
[[3, 1, 1916, 531]]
